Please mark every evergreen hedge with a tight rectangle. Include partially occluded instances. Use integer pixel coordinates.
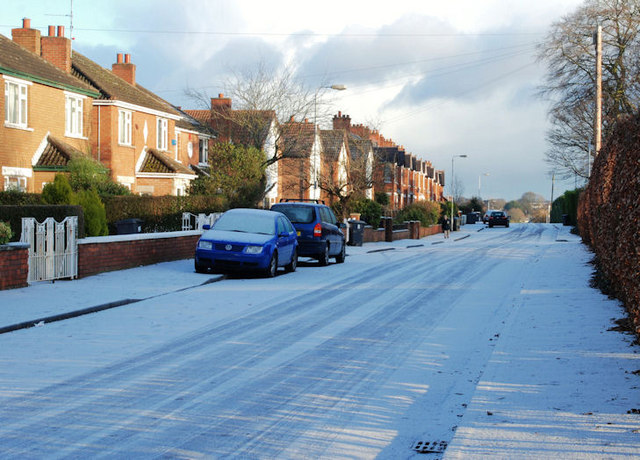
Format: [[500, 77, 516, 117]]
[[102, 195, 228, 233]]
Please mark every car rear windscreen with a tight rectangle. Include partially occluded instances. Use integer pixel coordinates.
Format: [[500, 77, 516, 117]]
[[273, 206, 315, 224]]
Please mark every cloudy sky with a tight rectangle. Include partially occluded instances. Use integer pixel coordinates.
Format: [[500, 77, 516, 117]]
[[3, 0, 586, 201]]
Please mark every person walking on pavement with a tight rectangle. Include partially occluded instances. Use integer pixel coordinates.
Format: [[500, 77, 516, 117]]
[[442, 216, 451, 239]]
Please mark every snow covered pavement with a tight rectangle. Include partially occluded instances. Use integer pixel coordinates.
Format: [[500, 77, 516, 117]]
[[0, 223, 638, 458]]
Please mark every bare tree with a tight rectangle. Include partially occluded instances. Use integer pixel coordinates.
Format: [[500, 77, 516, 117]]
[[538, 0, 640, 180], [185, 62, 341, 167]]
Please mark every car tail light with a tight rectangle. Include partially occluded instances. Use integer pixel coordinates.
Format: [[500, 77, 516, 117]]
[[313, 223, 322, 237]]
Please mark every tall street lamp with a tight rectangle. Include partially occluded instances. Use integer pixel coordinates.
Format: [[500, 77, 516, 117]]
[[451, 154, 468, 230]]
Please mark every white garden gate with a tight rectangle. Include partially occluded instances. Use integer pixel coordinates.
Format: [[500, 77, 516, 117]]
[[181, 212, 222, 231], [20, 216, 78, 282]]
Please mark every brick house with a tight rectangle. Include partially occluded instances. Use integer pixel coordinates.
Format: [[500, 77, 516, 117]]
[[278, 118, 319, 202], [72, 51, 207, 195], [318, 129, 351, 205], [1, 20, 100, 193], [2, 18, 213, 197], [332, 111, 445, 209]]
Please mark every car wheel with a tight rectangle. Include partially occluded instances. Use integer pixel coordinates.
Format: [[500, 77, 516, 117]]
[[488, 224, 493, 228], [194, 258, 208, 273], [506, 223, 510, 228], [335, 242, 346, 263], [285, 248, 298, 273], [265, 251, 278, 278], [318, 243, 330, 266]]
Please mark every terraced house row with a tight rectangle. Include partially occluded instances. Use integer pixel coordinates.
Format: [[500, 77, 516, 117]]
[[2, 18, 444, 209]]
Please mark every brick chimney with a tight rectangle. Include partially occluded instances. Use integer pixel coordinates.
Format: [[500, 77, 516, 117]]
[[40, 25, 72, 73], [332, 111, 351, 132], [112, 53, 136, 86], [211, 93, 232, 111], [12, 18, 41, 55]]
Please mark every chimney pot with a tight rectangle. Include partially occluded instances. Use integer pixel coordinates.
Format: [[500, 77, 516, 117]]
[[57, 25, 64, 37], [48, 25, 55, 36], [12, 18, 41, 54], [117, 53, 123, 64], [124, 53, 131, 64], [218, 93, 224, 98], [338, 111, 342, 117], [290, 116, 295, 122]]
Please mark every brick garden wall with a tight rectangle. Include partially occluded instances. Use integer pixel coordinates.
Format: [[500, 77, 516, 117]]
[[578, 112, 640, 334], [0, 243, 29, 290], [77, 231, 201, 278]]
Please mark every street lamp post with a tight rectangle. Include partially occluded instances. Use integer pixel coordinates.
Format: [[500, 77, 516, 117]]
[[451, 154, 468, 231]]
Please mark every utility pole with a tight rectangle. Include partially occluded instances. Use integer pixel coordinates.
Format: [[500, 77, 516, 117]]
[[547, 172, 555, 224], [594, 25, 602, 157]]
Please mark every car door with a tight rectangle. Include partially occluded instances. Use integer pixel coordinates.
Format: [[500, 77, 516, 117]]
[[276, 216, 294, 264]]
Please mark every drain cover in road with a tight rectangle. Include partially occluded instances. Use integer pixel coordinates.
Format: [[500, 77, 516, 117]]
[[412, 440, 448, 454]]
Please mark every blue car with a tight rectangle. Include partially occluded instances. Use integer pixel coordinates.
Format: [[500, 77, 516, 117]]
[[194, 208, 298, 277]]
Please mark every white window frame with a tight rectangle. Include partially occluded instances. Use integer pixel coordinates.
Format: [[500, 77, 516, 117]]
[[157, 117, 168, 151], [118, 109, 132, 146], [65, 92, 84, 138], [199, 138, 208, 164], [4, 77, 30, 129], [4, 176, 27, 192]]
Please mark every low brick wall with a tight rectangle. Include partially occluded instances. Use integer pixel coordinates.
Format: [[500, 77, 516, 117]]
[[362, 221, 442, 243], [420, 224, 442, 238], [363, 227, 386, 243], [78, 231, 201, 278], [0, 243, 29, 290]]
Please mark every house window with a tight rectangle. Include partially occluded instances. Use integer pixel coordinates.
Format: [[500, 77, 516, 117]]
[[118, 110, 132, 145], [199, 138, 208, 164], [65, 94, 84, 137], [4, 176, 27, 192], [4, 79, 28, 128], [157, 118, 168, 151]]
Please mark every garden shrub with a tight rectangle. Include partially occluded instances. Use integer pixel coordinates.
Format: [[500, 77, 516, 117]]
[[351, 199, 383, 227], [0, 221, 12, 245], [396, 201, 441, 227], [74, 189, 108, 236], [42, 174, 73, 205]]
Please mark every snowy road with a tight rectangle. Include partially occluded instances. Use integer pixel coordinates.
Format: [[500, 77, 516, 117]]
[[0, 224, 638, 458]]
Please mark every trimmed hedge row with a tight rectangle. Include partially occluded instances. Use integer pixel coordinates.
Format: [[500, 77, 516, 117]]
[[102, 195, 227, 233], [578, 112, 640, 334]]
